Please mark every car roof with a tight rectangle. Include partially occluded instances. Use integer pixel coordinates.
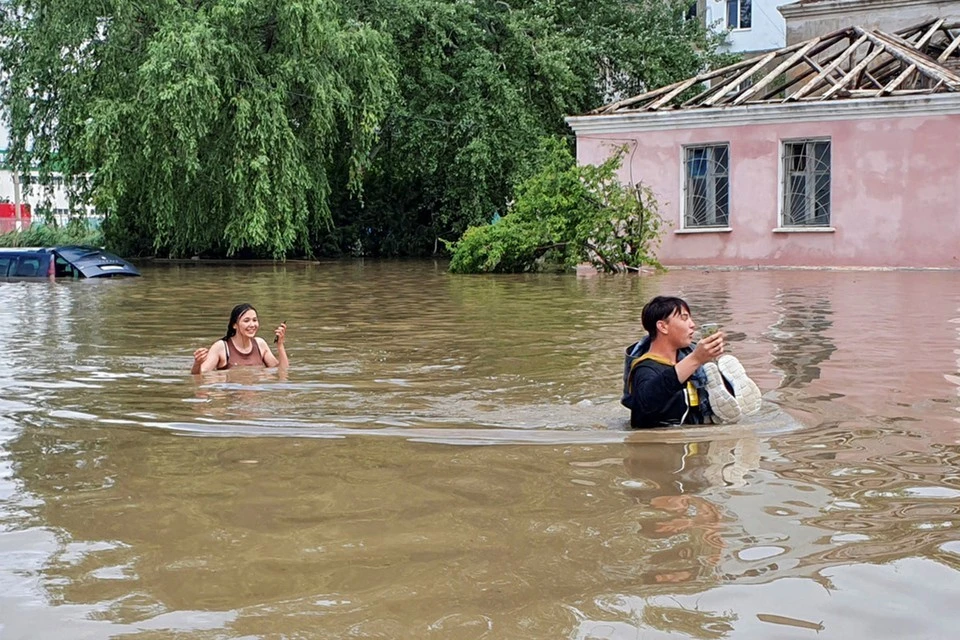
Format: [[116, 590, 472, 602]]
[[0, 245, 140, 277]]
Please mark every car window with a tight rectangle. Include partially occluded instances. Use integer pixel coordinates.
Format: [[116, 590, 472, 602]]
[[0, 257, 10, 277], [12, 257, 42, 278], [54, 256, 80, 279]]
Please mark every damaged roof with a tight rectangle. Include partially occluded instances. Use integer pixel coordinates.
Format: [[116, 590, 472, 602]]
[[592, 19, 960, 115]]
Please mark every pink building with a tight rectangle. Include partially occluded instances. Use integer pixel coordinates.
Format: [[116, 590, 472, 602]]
[[567, 21, 960, 269]]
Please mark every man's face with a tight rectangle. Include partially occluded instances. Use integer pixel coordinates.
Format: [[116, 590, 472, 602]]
[[658, 307, 696, 349]]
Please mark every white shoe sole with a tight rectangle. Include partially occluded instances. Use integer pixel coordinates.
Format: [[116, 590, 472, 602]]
[[718, 355, 762, 415], [703, 362, 742, 424]]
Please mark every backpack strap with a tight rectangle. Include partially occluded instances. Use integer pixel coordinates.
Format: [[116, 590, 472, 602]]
[[627, 352, 674, 386]]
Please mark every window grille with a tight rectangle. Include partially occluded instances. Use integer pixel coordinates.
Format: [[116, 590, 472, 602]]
[[684, 144, 730, 228], [782, 140, 831, 227]]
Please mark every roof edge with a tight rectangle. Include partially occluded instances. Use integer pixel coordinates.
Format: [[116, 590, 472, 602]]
[[566, 92, 960, 134], [780, 0, 943, 19]]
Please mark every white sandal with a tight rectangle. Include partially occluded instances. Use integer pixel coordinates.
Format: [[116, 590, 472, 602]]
[[703, 362, 742, 423], [718, 355, 762, 415]]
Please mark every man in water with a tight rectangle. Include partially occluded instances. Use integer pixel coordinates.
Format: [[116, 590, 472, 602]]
[[621, 296, 761, 428]]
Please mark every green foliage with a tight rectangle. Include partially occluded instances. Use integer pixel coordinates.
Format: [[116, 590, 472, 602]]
[[1, 0, 395, 258], [448, 138, 664, 273], [0, 222, 104, 249], [343, 0, 731, 256], [1, 0, 729, 258]]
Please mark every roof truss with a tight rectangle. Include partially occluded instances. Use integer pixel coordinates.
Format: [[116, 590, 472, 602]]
[[593, 20, 960, 114]]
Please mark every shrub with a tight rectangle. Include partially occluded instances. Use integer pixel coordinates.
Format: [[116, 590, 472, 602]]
[[0, 221, 104, 248], [448, 139, 664, 274]]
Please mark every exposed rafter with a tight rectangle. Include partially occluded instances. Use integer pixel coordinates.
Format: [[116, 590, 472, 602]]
[[591, 20, 960, 115]]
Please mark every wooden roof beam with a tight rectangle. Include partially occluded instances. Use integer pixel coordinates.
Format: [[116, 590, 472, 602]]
[[756, 58, 837, 101], [703, 50, 780, 107], [856, 47, 907, 88], [679, 78, 735, 107], [597, 28, 858, 112], [916, 18, 945, 48], [823, 45, 886, 99], [750, 33, 852, 101], [732, 37, 825, 105], [593, 55, 774, 114], [790, 34, 870, 101], [646, 77, 701, 110], [862, 69, 884, 89], [846, 88, 936, 96], [801, 55, 851, 90], [680, 38, 823, 109], [862, 56, 913, 86], [937, 30, 960, 61], [859, 28, 960, 87], [894, 19, 939, 39], [879, 63, 917, 95]]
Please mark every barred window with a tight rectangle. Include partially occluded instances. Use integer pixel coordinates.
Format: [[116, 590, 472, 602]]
[[684, 144, 730, 228], [782, 140, 831, 227], [726, 0, 752, 29]]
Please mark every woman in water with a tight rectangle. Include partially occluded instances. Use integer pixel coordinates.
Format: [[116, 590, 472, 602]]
[[191, 303, 288, 373]]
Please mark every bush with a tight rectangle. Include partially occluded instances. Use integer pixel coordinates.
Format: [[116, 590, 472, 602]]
[[0, 221, 104, 248], [447, 138, 664, 274]]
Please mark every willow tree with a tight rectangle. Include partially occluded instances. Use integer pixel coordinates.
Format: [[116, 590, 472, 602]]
[[0, 0, 395, 257]]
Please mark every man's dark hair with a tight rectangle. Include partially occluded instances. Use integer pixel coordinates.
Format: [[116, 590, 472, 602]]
[[641, 296, 690, 337]]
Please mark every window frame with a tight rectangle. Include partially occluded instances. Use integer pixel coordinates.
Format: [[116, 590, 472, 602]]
[[11, 255, 43, 278], [778, 137, 833, 230], [680, 142, 732, 232], [726, 0, 752, 30]]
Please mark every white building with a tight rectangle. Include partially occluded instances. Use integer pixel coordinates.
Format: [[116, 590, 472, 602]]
[[698, 0, 790, 54], [0, 123, 97, 227]]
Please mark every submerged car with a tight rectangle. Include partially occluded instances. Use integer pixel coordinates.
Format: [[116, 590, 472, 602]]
[[0, 246, 141, 279]]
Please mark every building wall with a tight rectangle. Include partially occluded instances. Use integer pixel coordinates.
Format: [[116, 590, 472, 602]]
[[1, 125, 97, 227], [780, 0, 960, 44], [706, 0, 790, 53], [0, 170, 91, 226], [573, 108, 960, 268]]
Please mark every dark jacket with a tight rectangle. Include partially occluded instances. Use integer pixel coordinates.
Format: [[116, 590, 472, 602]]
[[621, 338, 712, 428]]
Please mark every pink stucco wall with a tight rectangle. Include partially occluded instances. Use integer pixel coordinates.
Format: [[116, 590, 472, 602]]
[[575, 114, 960, 268]]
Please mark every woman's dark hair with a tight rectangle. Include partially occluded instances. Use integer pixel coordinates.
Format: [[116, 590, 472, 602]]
[[641, 296, 690, 337], [223, 303, 257, 340]]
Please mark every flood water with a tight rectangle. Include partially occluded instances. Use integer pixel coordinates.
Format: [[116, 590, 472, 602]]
[[1, 261, 959, 639]]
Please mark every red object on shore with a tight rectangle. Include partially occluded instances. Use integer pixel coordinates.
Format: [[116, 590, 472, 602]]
[[0, 203, 32, 233]]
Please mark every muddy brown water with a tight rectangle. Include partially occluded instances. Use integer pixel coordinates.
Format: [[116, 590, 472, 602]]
[[1, 262, 959, 639]]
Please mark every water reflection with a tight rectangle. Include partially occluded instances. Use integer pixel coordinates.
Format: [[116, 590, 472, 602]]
[[620, 442, 732, 587], [950, 302, 960, 424], [771, 424, 960, 569], [767, 288, 836, 389]]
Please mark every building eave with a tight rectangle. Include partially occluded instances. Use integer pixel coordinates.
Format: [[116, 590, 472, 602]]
[[566, 92, 960, 134], [779, 0, 947, 20]]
